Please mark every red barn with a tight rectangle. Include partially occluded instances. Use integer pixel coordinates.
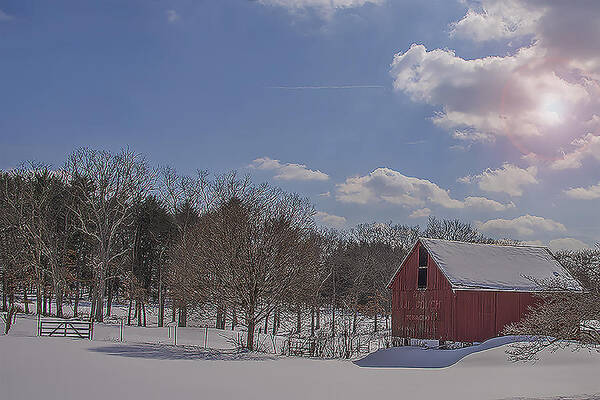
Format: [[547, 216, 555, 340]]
[[388, 238, 583, 343]]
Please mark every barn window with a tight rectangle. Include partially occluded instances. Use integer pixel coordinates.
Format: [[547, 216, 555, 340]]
[[418, 247, 428, 289]]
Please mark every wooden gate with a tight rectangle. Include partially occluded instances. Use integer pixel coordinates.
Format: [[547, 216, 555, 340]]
[[38, 318, 93, 339]]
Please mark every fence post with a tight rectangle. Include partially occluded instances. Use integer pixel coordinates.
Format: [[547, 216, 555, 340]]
[[37, 314, 41, 336], [174, 325, 177, 346], [120, 320, 124, 342], [204, 327, 208, 349]]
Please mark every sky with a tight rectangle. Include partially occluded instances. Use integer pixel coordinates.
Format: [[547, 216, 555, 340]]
[[0, 0, 598, 250]]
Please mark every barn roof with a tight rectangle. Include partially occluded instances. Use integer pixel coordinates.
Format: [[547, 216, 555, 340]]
[[389, 238, 584, 292]]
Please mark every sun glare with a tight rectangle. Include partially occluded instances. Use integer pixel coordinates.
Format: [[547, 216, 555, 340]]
[[538, 94, 566, 124]]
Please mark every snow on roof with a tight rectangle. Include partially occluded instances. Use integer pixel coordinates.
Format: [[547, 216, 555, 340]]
[[389, 238, 584, 292]]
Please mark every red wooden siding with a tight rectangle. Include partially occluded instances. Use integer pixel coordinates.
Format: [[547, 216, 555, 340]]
[[391, 241, 539, 342]]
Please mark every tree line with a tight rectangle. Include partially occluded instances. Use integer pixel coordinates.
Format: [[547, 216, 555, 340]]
[[2, 146, 598, 354], [0, 147, 500, 349]]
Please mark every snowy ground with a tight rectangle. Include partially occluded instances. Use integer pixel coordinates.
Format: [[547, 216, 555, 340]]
[[9, 298, 392, 355], [3, 318, 600, 399]]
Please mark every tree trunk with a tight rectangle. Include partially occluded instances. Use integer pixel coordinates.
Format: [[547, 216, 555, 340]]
[[171, 300, 176, 323], [23, 286, 29, 314], [127, 298, 132, 326], [158, 274, 164, 327], [247, 319, 255, 351], [47, 291, 52, 316], [95, 263, 106, 322], [332, 269, 336, 337], [55, 289, 63, 318], [178, 305, 187, 327], [36, 286, 42, 315], [231, 307, 237, 330], [42, 288, 47, 315], [142, 302, 146, 327], [264, 311, 269, 334], [272, 309, 280, 336], [373, 313, 378, 333], [316, 307, 320, 330], [1, 274, 7, 312], [137, 301, 142, 326], [296, 308, 301, 335], [216, 306, 224, 330], [90, 285, 97, 322], [106, 279, 113, 317], [74, 281, 80, 317], [310, 306, 315, 337], [352, 310, 357, 334], [95, 288, 104, 322]]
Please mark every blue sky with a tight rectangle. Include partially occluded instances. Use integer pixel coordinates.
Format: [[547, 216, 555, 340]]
[[0, 0, 598, 249]]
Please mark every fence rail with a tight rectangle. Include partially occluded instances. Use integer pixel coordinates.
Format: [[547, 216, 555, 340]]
[[38, 318, 93, 339]]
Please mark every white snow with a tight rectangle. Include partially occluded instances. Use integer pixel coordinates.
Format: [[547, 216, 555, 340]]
[[420, 238, 583, 291], [355, 336, 526, 368], [2, 317, 600, 399]]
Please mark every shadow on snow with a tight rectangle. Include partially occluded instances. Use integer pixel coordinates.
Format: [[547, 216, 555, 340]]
[[89, 343, 279, 362]]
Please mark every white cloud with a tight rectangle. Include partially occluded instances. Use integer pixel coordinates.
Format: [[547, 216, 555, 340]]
[[450, 1, 600, 78], [464, 196, 515, 211], [391, 44, 590, 143], [564, 181, 600, 200], [314, 211, 347, 228], [548, 238, 590, 252], [390, 1, 600, 166], [450, 0, 542, 42], [409, 208, 431, 218], [459, 163, 538, 197], [336, 168, 463, 208], [336, 167, 514, 211], [452, 130, 495, 143], [249, 157, 329, 181], [166, 10, 179, 23], [477, 215, 567, 237], [319, 191, 331, 197], [550, 133, 600, 170]]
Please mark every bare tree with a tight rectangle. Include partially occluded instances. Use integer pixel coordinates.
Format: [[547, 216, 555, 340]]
[[66, 148, 155, 322], [190, 173, 318, 350], [423, 216, 493, 243], [0, 171, 29, 313], [504, 290, 600, 361], [504, 246, 600, 361], [159, 167, 212, 327]]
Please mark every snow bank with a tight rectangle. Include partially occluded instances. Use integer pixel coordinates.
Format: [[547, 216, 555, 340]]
[[354, 336, 528, 368]]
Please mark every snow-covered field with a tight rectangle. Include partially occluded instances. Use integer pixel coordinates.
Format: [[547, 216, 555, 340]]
[[2, 316, 600, 399]]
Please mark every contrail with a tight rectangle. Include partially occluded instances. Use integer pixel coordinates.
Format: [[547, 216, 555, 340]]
[[268, 85, 385, 90]]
